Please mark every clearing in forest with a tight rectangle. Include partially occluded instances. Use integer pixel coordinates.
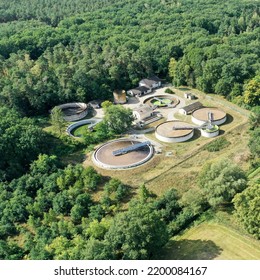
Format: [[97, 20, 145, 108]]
[[161, 222, 260, 260]]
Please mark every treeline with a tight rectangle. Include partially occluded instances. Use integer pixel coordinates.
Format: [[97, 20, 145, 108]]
[[0, 0, 259, 116]]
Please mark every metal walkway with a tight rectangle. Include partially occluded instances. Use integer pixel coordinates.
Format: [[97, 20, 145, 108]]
[[112, 141, 151, 156]]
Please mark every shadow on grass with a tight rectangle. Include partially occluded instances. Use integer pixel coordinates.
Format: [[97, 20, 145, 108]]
[[224, 113, 234, 125], [177, 87, 191, 91], [160, 239, 223, 260], [218, 129, 225, 136], [186, 128, 201, 142]]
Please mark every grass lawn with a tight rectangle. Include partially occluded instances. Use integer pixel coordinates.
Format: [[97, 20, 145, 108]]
[[86, 120, 250, 196], [161, 222, 260, 260], [72, 124, 89, 137]]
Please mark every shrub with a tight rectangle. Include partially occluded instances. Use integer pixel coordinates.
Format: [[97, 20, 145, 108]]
[[204, 137, 230, 152], [165, 88, 174, 94]]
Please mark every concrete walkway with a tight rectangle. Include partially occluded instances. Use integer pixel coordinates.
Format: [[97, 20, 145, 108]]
[[137, 86, 187, 121], [166, 95, 186, 121]]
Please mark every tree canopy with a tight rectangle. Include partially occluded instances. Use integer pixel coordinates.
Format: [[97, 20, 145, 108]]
[[198, 159, 247, 207], [103, 202, 169, 259], [103, 105, 134, 134], [233, 183, 260, 239], [0, 106, 49, 180], [0, 0, 259, 115]]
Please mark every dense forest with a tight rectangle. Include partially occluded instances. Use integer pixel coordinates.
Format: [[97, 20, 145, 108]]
[[1, 153, 255, 259], [0, 0, 259, 259], [0, 0, 259, 115]]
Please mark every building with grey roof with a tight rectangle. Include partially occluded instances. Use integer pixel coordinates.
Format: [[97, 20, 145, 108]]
[[179, 101, 203, 115]]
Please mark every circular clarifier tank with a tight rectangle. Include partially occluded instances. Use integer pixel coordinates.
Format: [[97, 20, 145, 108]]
[[93, 139, 154, 169], [192, 107, 226, 126], [155, 121, 194, 143], [143, 95, 179, 108]]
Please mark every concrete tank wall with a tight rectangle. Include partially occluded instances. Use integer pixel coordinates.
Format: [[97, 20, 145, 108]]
[[66, 118, 102, 137], [192, 115, 227, 126], [155, 130, 194, 143], [92, 139, 154, 169], [200, 129, 219, 138], [53, 102, 88, 122]]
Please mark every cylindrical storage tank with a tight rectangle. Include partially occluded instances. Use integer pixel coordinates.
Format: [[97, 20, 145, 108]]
[[113, 90, 127, 104], [155, 121, 194, 143], [192, 107, 226, 126], [200, 125, 219, 138]]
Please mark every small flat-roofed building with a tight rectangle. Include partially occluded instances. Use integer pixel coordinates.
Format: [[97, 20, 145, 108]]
[[184, 92, 196, 100], [127, 86, 152, 97], [179, 101, 203, 115], [133, 105, 153, 121]]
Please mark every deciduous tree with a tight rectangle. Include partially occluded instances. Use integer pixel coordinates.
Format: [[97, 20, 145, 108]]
[[198, 159, 247, 207], [233, 183, 260, 239]]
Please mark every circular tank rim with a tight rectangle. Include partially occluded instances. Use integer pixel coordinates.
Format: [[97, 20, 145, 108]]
[[156, 120, 194, 138], [192, 107, 226, 121], [92, 138, 154, 169], [155, 129, 194, 143], [143, 95, 179, 108]]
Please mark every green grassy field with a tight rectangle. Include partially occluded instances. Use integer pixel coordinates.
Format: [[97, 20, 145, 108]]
[[161, 222, 260, 260], [71, 124, 89, 137]]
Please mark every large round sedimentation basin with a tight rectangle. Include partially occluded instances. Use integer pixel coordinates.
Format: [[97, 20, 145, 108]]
[[93, 139, 153, 169], [155, 121, 194, 143], [53, 103, 88, 122], [192, 107, 226, 126], [143, 95, 179, 108]]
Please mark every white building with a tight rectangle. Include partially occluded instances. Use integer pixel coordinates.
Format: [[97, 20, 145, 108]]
[[127, 86, 152, 97], [139, 75, 162, 89], [127, 75, 162, 97]]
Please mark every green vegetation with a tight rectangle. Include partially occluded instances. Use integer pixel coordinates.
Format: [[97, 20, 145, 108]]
[[243, 75, 260, 107], [203, 125, 219, 133], [0, 107, 49, 181], [51, 107, 66, 135], [0, 154, 203, 260], [233, 183, 260, 239], [204, 136, 230, 152], [165, 88, 175, 94], [0, 0, 259, 116], [0, 0, 259, 260], [152, 98, 172, 106], [198, 159, 247, 207], [72, 124, 91, 138], [82, 104, 133, 144], [162, 222, 260, 260], [103, 105, 134, 134]]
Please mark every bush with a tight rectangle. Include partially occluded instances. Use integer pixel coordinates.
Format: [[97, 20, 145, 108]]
[[165, 88, 174, 94], [168, 208, 196, 235], [204, 137, 230, 152]]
